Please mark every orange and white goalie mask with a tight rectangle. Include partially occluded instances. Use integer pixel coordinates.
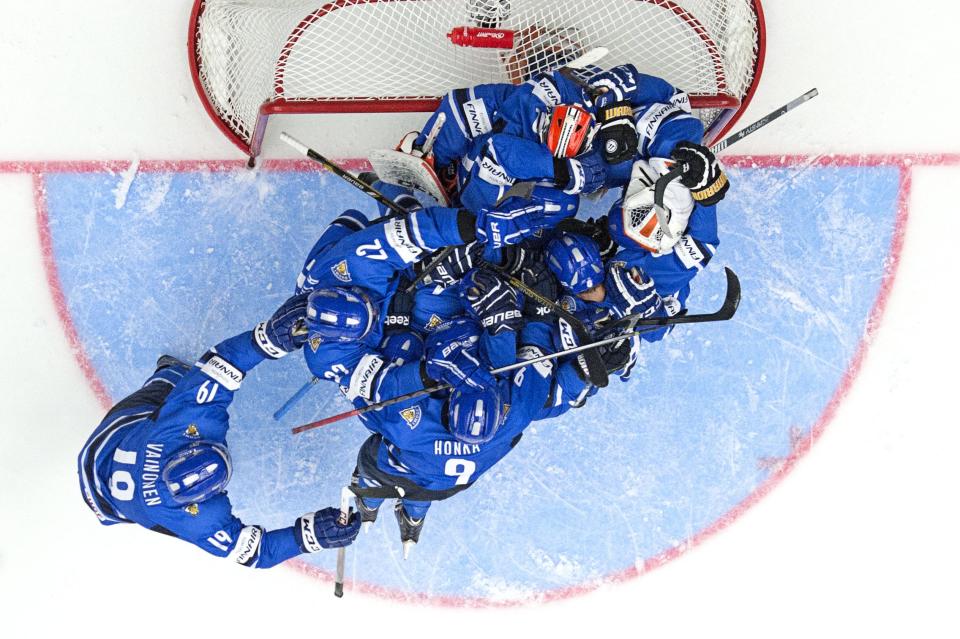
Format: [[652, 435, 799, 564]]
[[543, 104, 597, 158], [617, 159, 696, 255]]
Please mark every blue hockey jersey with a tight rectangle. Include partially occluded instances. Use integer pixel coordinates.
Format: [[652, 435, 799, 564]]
[[78, 332, 306, 568], [354, 322, 588, 496], [298, 205, 473, 386]]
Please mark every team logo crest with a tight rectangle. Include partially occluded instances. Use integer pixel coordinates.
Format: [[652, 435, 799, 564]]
[[425, 314, 443, 331], [309, 336, 323, 352], [560, 295, 577, 313], [331, 260, 352, 283], [184, 503, 199, 516], [399, 405, 422, 429], [184, 423, 200, 439]]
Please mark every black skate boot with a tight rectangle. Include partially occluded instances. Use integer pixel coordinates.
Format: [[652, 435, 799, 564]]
[[394, 501, 425, 559], [155, 355, 188, 370], [351, 471, 381, 531]]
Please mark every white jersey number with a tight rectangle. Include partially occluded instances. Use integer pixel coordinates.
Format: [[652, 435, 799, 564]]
[[444, 459, 476, 486]]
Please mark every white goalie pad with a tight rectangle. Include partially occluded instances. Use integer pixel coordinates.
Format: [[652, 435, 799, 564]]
[[368, 149, 451, 206]]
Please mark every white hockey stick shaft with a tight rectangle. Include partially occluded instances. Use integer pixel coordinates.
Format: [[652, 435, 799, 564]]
[[333, 485, 353, 598]]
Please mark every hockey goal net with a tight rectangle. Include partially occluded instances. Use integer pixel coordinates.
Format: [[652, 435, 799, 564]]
[[189, 0, 765, 161]]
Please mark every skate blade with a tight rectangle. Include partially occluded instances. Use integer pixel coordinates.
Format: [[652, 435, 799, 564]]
[[402, 540, 416, 560], [363, 521, 373, 533]]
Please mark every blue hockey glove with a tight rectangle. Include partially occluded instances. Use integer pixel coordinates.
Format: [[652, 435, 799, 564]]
[[475, 197, 548, 249], [460, 268, 524, 336], [295, 507, 361, 552], [589, 63, 641, 108], [556, 149, 607, 195], [425, 319, 495, 391], [605, 263, 668, 343], [253, 292, 310, 359], [422, 241, 484, 287]]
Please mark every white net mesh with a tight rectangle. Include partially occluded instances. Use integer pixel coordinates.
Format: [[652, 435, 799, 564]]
[[193, 0, 761, 148]]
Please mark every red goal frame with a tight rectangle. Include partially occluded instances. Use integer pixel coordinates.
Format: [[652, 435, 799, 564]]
[[188, 0, 766, 163]]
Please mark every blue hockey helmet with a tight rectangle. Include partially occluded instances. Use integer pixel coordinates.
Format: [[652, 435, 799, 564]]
[[306, 287, 378, 342], [448, 385, 505, 445], [162, 442, 232, 504], [379, 329, 425, 365], [545, 233, 604, 294]]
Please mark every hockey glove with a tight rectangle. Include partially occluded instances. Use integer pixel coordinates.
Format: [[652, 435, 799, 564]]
[[670, 141, 729, 206], [425, 320, 495, 391], [252, 292, 310, 359], [383, 281, 415, 333], [460, 268, 524, 336], [295, 507, 361, 553], [519, 260, 560, 320], [555, 149, 607, 195], [594, 328, 642, 380], [605, 263, 663, 319], [589, 64, 641, 108], [556, 216, 619, 261], [475, 197, 548, 249], [597, 100, 639, 164], [421, 241, 484, 288]]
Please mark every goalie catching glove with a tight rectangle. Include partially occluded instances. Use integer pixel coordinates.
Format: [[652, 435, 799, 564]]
[[670, 141, 729, 206]]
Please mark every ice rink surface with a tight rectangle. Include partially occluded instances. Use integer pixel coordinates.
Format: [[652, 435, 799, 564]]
[[2, 1, 960, 636]]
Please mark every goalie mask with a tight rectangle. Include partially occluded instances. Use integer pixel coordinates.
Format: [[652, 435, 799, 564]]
[[305, 287, 378, 342], [543, 104, 597, 158], [162, 442, 232, 504]]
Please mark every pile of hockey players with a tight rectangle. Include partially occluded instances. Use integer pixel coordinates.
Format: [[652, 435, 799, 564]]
[[78, 63, 729, 568]]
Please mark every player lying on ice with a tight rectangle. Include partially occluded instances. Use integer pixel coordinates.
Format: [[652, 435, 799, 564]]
[[78, 295, 362, 568]]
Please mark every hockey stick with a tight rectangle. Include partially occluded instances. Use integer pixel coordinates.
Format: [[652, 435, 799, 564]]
[[281, 132, 411, 221], [333, 485, 352, 598], [292, 266, 739, 434], [273, 376, 318, 420], [653, 88, 820, 210]]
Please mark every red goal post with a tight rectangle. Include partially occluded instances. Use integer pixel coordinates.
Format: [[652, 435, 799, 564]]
[[188, 0, 765, 163]]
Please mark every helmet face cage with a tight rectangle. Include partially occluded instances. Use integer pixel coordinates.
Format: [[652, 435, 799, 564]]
[[162, 442, 232, 504], [546, 233, 604, 293], [448, 386, 504, 445], [544, 104, 597, 158], [306, 287, 377, 342]]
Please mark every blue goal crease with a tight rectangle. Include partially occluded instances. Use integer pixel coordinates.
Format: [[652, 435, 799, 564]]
[[45, 163, 901, 597]]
